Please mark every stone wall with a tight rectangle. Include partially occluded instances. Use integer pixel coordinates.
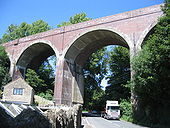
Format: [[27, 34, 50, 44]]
[[0, 104, 82, 128], [45, 104, 82, 128]]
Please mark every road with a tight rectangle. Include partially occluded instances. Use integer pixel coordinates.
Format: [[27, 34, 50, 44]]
[[82, 117, 149, 128]]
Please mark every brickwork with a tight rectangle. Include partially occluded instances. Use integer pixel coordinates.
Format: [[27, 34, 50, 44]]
[[3, 4, 163, 105]]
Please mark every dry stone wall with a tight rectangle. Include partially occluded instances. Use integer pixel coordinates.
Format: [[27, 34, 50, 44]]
[[45, 104, 82, 128], [0, 104, 82, 128]]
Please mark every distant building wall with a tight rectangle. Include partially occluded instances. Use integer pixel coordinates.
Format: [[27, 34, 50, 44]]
[[3, 78, 34, 104]]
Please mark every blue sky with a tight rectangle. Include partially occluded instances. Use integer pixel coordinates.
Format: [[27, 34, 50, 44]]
[[0, 0, 163, 38]]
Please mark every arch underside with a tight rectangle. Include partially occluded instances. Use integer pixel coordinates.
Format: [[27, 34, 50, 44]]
[[17, 43, 55, 74], [65, 30, 129, 66], [142, 26, 156, 47]]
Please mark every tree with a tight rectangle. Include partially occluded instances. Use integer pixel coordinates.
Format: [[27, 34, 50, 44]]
[[57, 13, 91, 27], [0, 46, 11, 97], [83, 47, 108, 110], [25, 69, 53, 100], [84, 48, 107, 86], [30, 20, 51, 35], [132, 0, 170, 126], [38, 55, 56, 91], [106, 46, 131, 102], [0, 20, 51, 44], [25, 69, 47, 93]]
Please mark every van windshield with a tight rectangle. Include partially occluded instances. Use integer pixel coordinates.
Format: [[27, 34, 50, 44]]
[[107, 106, 119, 110]]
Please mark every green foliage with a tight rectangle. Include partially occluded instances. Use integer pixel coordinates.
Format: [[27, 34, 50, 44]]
[[108, 46, 130, 85], [0, 46, 11, 92], [120, 99, 133, 122], [57, 13, 91, 27], [83, 45, 131, 112], [86, 89, 105, 111], [69, 13, 92, 24], [131, 1, 170, 126], [25, 69, 53, 100], [29, 20, 51, 35], [84, 48, 107, 85], [25, 69, 47, 93], [0, 46, 10, 67], [105, 46, 131, 101], [38, 89, 53, 100], [0, 20, 51, 43], [83, 47, 108, 110], [38, 55, 56, 90], [57, 22, 72, 28]]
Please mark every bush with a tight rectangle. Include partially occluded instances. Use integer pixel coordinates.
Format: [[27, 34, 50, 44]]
[[131, 1, 170, 126], [38, 89, 53, 100], [120, 99, 133, 122]]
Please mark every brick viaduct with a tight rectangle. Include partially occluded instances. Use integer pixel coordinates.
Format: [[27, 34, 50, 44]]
[[3, 4, 163, 105]]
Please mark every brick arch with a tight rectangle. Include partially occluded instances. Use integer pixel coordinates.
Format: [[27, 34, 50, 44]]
[[16, 40, 59, 62], [136, 21, 158, 51], [62, 28, 131, 104], [64, 28, 131, 66], [16, 40, 58, 76]]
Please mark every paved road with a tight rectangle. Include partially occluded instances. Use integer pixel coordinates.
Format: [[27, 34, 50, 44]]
[[82, 117, 149, 128]]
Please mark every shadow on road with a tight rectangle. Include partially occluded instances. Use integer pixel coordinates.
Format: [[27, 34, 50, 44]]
[[82, 112, 101, 117]]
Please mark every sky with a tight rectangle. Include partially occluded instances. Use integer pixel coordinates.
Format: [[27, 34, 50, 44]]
[[0, 0, 163, 38]]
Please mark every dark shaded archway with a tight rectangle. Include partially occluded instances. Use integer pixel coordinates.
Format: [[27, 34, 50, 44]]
[[16, 43, 55, 77]]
